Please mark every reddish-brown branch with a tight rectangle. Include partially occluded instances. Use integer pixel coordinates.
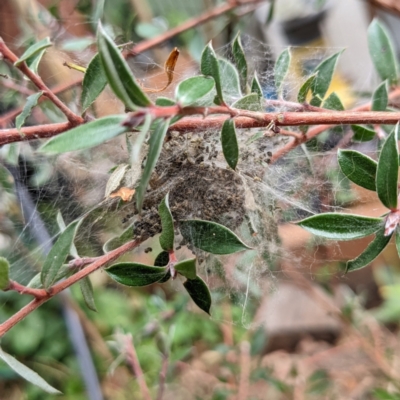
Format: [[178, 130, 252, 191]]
[[0, 122, 73, 145], [0, 76, 83, 127], [0, 239, 140, 337], [0, 79, 34, 96], [6, 280, 47, 298], [126, 0, 264, 56], [0, 39, 84, 126]]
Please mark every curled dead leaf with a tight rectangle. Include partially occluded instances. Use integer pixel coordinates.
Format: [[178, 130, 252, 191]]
[[109, 187, 135, 202], [142, 47, 180, 93]]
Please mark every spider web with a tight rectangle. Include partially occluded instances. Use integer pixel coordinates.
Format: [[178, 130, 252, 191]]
[[0, 1, 379, 334]]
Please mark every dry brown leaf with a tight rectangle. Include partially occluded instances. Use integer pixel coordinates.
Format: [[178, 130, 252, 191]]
[[142, 47, 180, 93], [109, 187, 135, 202]]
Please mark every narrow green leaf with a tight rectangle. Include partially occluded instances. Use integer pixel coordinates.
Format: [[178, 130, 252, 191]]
[[368, 19, 398, 85], [0, 257, 10, 290], [351, 125, 376, 142], [201, 42, 223, 103], [79, 277, 97, 312], [266, 0, 275, 24], [221, 119, 239, 170], [106, 262, 168, 286], [296, 213, 383, 240], [396, 229, 400, 258], [159, 193, 174, 251], [25, 49, 47, 75], [218, 58, 242, 103], [39, 115, 128, 154], [97, 23, 151, 109], [136, 119, 170, 212], [180, 219, 251, 254], [175, 76, 215, 106], [155, 97, 176, 106], [323, 92, 344, 110], [297, 73, 317, 103], [251, 72, 263, 98], [346, 227, 392, 272], [103, 221, 135, 253], [154, 251, 171, 283], [104, 164, 130, 198], [338, 149, 377, 191], [0, 347, 60, 394], [376, 124, 399, 209], [27, 265, 72, 289], [274, 48, 291, 93], [15, 92, 43, 130], [311, 51, 343, 106], [56, 211, 78, 258], [232, 93, 262, 111], [372, 81, 388, 111], [81, 54, 108, 112], [175, 258, 197, 279], [41, 219, 82, 288], [127, 113, 152, 164], [14, 37, 52, 66], [232, 33, 247, 90], [184, 276, 211, 314]]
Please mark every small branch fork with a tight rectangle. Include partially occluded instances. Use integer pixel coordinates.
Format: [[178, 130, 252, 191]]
[[0, 240, 140, 337]]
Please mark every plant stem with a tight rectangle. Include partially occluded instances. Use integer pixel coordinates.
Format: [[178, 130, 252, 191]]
[[0, 240, 140, 337], [126, 0, 264, 56], [0, 39, 84, 126]]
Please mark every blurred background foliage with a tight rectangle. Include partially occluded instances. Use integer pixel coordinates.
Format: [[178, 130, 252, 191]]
[[1, 0, 400, 399]]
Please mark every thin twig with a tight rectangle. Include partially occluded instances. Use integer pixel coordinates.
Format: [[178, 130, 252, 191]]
[[0, 39, 84, 126], [0, 79, 34, 96], [125, 334, 152, 400], [5, 280, 47, 299], [125, 0, 265, 56], [156, 355, 169, 400], [0, 239, 140, 337]]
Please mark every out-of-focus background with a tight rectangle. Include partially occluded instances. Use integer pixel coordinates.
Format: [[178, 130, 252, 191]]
[[1, 0, 400, 399]]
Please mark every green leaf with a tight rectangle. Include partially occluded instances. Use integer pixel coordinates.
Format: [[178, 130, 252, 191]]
[[14, 37, 52, 66], [81, 53, 108, 112], [155, 97, 176, 106], [221, 119, 239, 170], [266, 0, 275, 24], [15, 92, 43, 130], [296, 213, 383, 240], [251, 72, 263, 98], [323, 92, 344, 110], [232, 33, 247, 91], [274, 48, 291, 93], [103, 221, 135, 253], [201, 42, 223, 103], [297, 73, 317, 103], [338, 149, 377, 191], [79, 277, 97, 312], [351, 125, 376, 142], [39, 115, 128, 154], [159, 193, 174, 251], [97, 23, 151, 109], [0, 257, 10, 290], [127, 113, 152, 163], [311, 51, 343, 106], [175, 258, 197, 279], [154, 251, 171, 283], [135, 119, 170, 212], [371, 388, 400, 400], [376, 124, 399, 209], [372, 81, 388, 111], [396, 229, 400, 258], [0, 164, 15, 194], [41, 219, 82, 288], [346, 227, 392, 272], [25, 49, 47, 75], [0, 347, 60, 394], [106, 262, 168, 286], [218, 58, 242, 104], [56, 211, 79, 258], [231, 93, 262, 111], [27, 265, 72, 289], [180, 219, 251, 254], [246, 131, 264, 145], [368, 19, 398, 85], [184, 276, 211, 314], [175, 76, 215, 106]]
